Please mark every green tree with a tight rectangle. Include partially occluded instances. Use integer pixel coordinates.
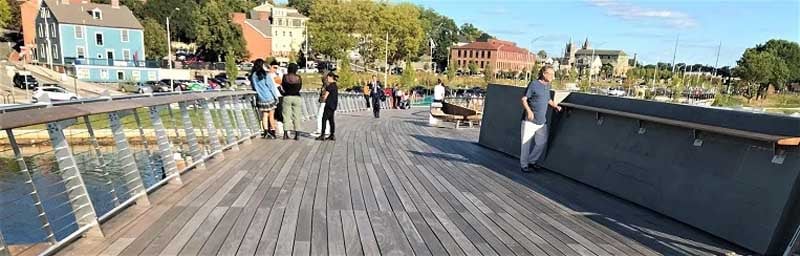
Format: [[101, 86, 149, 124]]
[[483, 65, 494, 83], [601, 63, 614, 79], [288, 0, 313, 16], [467, 61, 477, 75], [308, 0, 357, 60], [418, 7, 458, 70], [140, 0, 199, 42], [142, 18, 168, 60], [459, 23, 482, 42], [225, 50, 238, 88], [401, 61, 415, 88], [477, 32, 493, 41], [338, 58, 356, 88], [194, 0, 247, 60], [537, 50, 547, 59], [0, 0, 11, 29], [735, 49, 789, 94], [379, 3, 424, 64], [4, 0, 19, 31], [753, 39, 800, 82]]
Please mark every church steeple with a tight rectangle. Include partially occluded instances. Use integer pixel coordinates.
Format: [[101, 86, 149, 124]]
[[582, 37, 590, 49]]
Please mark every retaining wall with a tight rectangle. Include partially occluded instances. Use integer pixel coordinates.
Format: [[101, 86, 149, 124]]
[[478, 83, 800, 255]]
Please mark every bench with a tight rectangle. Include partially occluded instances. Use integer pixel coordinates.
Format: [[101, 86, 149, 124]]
[[430, 102, 482, 128]]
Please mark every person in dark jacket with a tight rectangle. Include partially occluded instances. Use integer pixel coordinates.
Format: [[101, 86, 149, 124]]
[[370, 76, 383, 118], [281, 63, 303, 140], [317, 72, 339, 141]]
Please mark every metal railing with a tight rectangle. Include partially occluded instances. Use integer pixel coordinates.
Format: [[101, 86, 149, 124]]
[[0, 89, 367, 256], [63, 57, 161, 69]]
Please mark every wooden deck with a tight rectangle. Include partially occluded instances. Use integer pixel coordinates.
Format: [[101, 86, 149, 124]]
[[58, 109, 747, 256]]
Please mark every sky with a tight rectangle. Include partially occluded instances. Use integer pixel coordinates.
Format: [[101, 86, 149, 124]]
[[400, 0, 799, 67]]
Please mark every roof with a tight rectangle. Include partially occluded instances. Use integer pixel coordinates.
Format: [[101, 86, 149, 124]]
[[287, 12, 308, 19], [244, 19, 271, 38], [453, 39, 533, 55], [575, 49, 627, 56], [43, 0, 143, 29]]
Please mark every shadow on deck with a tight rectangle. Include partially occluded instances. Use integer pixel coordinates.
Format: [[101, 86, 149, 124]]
[[57, 110, 748, 256]]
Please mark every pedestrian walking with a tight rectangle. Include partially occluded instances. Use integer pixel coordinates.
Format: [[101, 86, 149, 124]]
[[520, 66, 562, 172], [281, 63, 303, 140], [370, 76, 383, 118], [317, 72, 339, 141], [251, 59, 279, 139]]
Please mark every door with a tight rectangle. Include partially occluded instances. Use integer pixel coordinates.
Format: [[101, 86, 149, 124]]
[[107, 51, 114, 66]]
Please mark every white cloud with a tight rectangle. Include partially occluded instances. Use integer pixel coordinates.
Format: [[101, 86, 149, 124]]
[[587, 0, 697, 28]]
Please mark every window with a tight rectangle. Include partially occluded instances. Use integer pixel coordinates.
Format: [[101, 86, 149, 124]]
[[50, 24, 56, 37], [100, 69, 108, 79], [488, 51, 491, 58], [457, 50, 461, 58], [92, 9, 102, 20], [122, 49, 131, 60], [38, 24, 44, 38], [283, 31, 286, 36], [481, 51, 485, 58], [117, 71, 125, 80], [480, 61, 484, 68], [289, 31, 292, 37], [469, 51, 473, 58], [77, 47, 85, 59], [95, 33, 103, 46], [121, 29, 129, 42], [53, 44, 58, 59], [75, 26, 84, 39], [77, 68, 89, 79], [293, 20, 301, 27], [132, 70, 141, 81]]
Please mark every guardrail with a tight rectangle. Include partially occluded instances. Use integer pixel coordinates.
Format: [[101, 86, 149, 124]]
[[0, 89, 366, 256]]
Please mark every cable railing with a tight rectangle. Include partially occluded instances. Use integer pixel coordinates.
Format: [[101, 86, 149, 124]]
[[0, 89, 368, 255]]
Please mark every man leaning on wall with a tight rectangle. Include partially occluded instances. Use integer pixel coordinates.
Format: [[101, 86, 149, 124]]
[[520, 65, 562, 173]]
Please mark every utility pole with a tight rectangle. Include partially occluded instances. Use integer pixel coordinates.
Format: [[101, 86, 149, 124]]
[[166, 16, 172, 69], [305, 25, 309, 70], [712, 42, 721, 85], [384, 32, 389, 84], [671, 34, 679, 73]]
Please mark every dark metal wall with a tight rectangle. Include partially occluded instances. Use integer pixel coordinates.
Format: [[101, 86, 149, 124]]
[[478, 84, 800, 255]]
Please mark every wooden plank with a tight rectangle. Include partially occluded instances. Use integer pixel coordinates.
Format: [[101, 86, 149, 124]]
[[274, 141, 321, 256], [340, 210, 364, 256], [327, 210, 347, 256], [353, 210, 380, 255], [177, 206, 228, 256], [197, 207, 243, 255]]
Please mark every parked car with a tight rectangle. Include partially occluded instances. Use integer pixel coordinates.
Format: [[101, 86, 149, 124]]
[[237, 62, 254, 71], [32, 86, 78, 103], [185, 80, 209, 91], [13, 72, 39, 89], [234, 77, 250, 87], [119, 81, 155, 94], [607, 86, 626, 97]]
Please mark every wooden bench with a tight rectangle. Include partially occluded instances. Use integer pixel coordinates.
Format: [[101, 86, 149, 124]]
[[430, 102, 482, 128]]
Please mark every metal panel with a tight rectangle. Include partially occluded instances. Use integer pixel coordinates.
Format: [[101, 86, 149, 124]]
[[107, 112, 151, 207], [179, 101, 205, 169], [0, 229, 8, 256], [216, 98, 238, 150], [6, 130, 57, 244], [46, 120, 104, 238], [231, 96, 251, 142], [84, 116, 120, 207], [200, 99, 223, 156], [148, 106, 182, 185]]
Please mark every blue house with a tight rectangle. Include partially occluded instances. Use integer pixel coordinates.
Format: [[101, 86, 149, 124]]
[[34, 0, 158, 83]]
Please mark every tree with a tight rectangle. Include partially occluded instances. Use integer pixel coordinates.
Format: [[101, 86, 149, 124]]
[[307, 0, 358, 60], [459, 23, 482, 42], [140, 0, 200, 42], [537, 50, 547, 59], [735, 49, 789, 95], [288, 0, 313, 16], [477, 32, 493, 41], [142, 18, 168, 60], [338, 58, 356, 88], [0, 0, 11, 29], [483, 65, 494, 83], [754, 39, 800, 82], [379, 3, 424, 64], [418, 7, 458, 70], [401, 61, 415, 88], [601, 63, 614, 79], [194, 0, 247, 60], [467, 61, 477, 75], [225, 50, 238, 87]]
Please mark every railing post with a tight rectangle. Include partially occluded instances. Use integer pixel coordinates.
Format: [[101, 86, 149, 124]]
[[231, 96, 251, 144], [179, 101, 205, 170], [107, 112, 151, 206], [6, 129, 57, 244], [46, 120, 104, 238], [0, 227, 8, 256], [148, 106, 182, 185], [83, 116, 119, 207], [200, 99, 224, 159], [242, 95, 260, 135], [216, 98, 239, 151], [132, 110, 157, 181]]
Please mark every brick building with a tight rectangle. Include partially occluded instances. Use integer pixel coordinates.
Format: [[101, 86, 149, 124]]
[[449, 39, 536, 74], [230, 13, 272, 61]]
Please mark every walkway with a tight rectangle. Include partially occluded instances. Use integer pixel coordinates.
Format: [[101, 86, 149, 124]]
[[57, 109, 746, 256]]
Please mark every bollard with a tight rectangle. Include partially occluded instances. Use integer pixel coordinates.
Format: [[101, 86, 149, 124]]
[[46, 120, 105, 238], [106, 112, 151, 207], [179, 102, 206, 170], [148, 106, 182, 185], [6, 130, 57, 244]]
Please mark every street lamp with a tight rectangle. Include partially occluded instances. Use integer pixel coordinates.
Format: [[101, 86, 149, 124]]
[[166, 7, 180, 70]]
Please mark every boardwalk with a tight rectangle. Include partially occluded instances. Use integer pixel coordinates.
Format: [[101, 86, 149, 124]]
[[58, 109, 745, 256]]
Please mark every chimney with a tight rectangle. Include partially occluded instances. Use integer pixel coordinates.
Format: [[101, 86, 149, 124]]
[[111, 0, 119, 8], [230, 13, 246, 24], [257, 11, 269, 21]]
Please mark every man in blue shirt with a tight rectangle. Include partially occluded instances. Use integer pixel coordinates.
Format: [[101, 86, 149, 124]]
[[520, 66, 562, 172]]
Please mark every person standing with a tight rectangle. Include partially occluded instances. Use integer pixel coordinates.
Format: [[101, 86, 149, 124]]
[[312, 72, 330, 137], [363, 79, 372, 108], [394, 87, 403, 109], [520, 66, 562, 172], [370, 77, 383, 118], [251, 59, 279, 139], [281, 63, 303, 140], [433, 79, 445, 103], [317, 72, 338, 141]]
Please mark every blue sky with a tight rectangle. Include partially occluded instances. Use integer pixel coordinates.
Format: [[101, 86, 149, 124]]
[[402, 0, 799, 67]]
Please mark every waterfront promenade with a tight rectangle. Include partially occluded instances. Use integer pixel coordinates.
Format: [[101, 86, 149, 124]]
[[54, 110, 746, 256]]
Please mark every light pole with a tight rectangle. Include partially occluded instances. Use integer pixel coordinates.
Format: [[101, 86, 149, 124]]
[[166, 8, 180, 70]]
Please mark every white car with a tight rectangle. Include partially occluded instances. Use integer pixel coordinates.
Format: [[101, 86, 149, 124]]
[[234, 77, 250, 87], [607, 87, 626, 97], [32, 86, 78, 103]]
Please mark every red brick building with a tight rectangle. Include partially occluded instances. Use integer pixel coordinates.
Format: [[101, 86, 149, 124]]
[[450, 39, 536, 74], [231, 13, 272, 62]]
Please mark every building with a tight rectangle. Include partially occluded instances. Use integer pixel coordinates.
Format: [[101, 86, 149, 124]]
[[231, 13, 272, 61], [34, 0, 158, 83], [449, 39, 536, 74], [18, 0, 42, 63], [563, 38, 629, 77], [251, 2, 309, 58]]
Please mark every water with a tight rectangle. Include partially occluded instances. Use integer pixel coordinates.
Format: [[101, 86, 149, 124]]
[[0, 147, 166, 246]]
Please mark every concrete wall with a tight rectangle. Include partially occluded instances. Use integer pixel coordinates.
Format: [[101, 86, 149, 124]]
[[479, 84, 800, 255]]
